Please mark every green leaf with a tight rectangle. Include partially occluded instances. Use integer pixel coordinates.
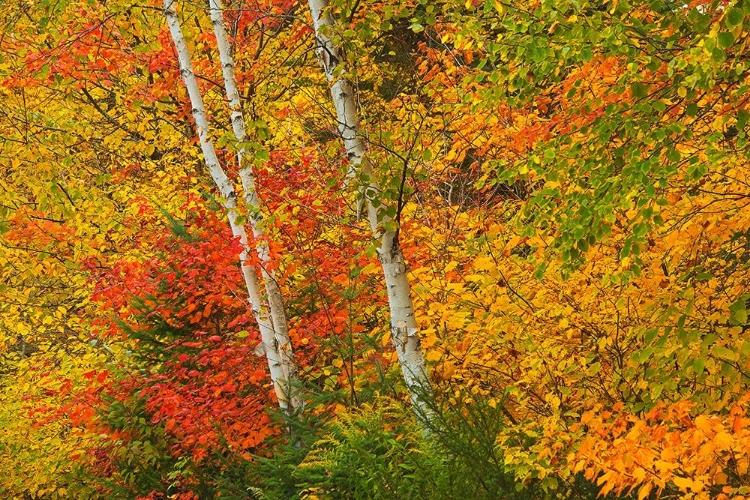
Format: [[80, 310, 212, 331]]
[[713, 346, 736, 361], [726, 7, 744, 27], [631, 82, 648, 98], [650, 383, 663, 400], [666, 148, 681, 162], [718, 32, 735, 49], [738, 109, 750, 127], [732, 307, 748, 325], [693, 358, 705, 376], [644, 328, 658, 344], [712, 47, 726, 63], [730, 295, 749, 325], [638, 347, 655, 363]]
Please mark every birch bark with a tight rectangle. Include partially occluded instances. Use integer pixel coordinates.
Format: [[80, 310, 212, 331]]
[[163, 0, 295, 412], [306, 0, 432, 417], [208, 0, 300, 412]]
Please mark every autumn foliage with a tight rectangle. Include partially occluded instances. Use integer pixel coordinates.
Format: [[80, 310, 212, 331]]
[[1, 0, 749, 498]]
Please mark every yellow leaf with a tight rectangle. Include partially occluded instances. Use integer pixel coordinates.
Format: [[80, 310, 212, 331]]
[[637, 483, 652, 500], [632, 467, 646, 482], [425, 350, 441, 362], [695, 415, 714, 434], [714, 431, 733, 450], [672, 476, 699, 492], [381, 331, 391, 347]]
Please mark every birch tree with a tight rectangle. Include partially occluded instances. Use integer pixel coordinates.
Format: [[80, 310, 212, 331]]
[[305, 0, 432, 417], [163, 0, 299, 413], [208, 0, 300, 411]]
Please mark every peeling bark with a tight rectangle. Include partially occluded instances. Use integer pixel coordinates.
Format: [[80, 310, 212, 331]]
[[209, 0, 301, 413], [306, 0, 432, 417], [164, 0, 293, 411]]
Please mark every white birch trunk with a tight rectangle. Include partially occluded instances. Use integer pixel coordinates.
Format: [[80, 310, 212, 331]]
[[164, 0, 292, 411], [306, 0, 432, 417], [209, 0, 300, 412]]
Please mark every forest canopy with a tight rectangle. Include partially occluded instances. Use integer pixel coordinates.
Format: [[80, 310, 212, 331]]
[[0, 0, 749, 498]]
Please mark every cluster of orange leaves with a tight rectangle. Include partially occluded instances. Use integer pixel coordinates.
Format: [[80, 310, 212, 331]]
[[569, 393, 750, 499]]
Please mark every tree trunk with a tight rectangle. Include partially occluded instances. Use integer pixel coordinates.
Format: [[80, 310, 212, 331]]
[[306, 0, 432, 417], [209, 0, 301, 413], [164, 0, 294, 412]]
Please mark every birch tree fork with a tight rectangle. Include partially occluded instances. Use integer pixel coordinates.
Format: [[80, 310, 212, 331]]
[[163, 0, 296, 413], [306, 0, 433, 417], [208, 0, 300, 411]]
